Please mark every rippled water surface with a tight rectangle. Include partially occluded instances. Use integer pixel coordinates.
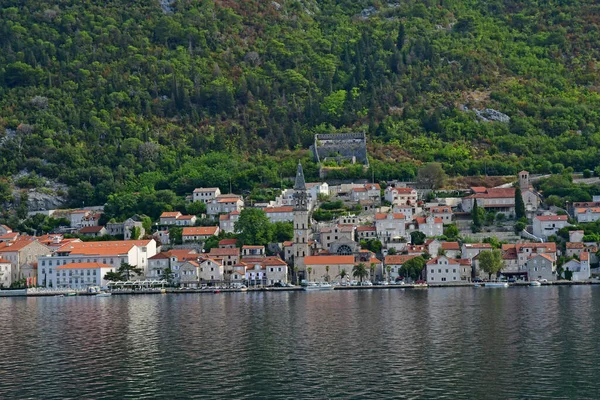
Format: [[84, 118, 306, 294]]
[[1, 286, 599, 399]]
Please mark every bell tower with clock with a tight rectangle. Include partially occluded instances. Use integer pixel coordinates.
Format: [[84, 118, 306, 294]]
[[292, 162, 310, 274]]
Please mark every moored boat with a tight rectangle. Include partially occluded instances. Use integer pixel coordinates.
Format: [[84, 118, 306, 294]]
[[95, 292, 112, 297], [303, 282, 335, 291], [485, 282, 509, 288], [530, 280, 542, 287]]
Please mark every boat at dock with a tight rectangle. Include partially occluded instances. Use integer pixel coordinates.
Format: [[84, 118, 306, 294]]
[[530, 281, 542, 287], [303, 282, 335, 291], [485, 282, 509, 288], [95, 292, 112, 297]]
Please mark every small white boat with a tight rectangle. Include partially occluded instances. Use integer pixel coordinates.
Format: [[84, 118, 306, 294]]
[[95, 292, 112, 297], [485, 282, 509, 288], [530, 281, 542, 287], [473, 283, 481, 288], [303, 282, 335, 291]]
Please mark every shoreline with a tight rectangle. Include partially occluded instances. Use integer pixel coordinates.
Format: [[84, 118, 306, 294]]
[[2, 280, 599, 297]]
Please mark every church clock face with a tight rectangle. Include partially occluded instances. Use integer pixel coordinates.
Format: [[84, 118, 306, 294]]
[[297, 231, 303, 236]]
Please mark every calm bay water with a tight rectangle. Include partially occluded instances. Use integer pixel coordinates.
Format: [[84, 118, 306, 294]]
[[0, 286, 598, 399]]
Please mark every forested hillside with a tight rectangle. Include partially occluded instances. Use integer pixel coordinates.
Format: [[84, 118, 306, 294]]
[[1, 0, 600, 212]]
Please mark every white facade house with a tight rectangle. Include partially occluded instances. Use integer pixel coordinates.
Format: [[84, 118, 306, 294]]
[[52, 262, 116, 289], [575, 208, 600, 223], [192, 187, 221, 204], [375, 213, 408, 243], [411, 216, 443, 237], [207, 195, 244, 217], [384, 254, 418, 281], [37, 240, 157, 287], [0, 258, 13, 287], [425, 256, 461, 283], [461, 188, 516, 216], [532, 215, 570, 239], [385, 187, 418, 206], [461, 243, 493, 260], [69, 210, 90, 228], [182, 226, 219, 242], [264, 206, 294, 223], [429, 206, 453, 225], [563, 252, 591, 281], [199, 258, 224, 283]]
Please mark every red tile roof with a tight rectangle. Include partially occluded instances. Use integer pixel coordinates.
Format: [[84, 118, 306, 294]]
[[388, 187, 415, 194], [580, 252, 590, 261], [79, 226, 105, 234], [375, 213, 406, 220], [441, 242, 460, 250], [182, 226, 219, 236], [56, 262, 113, 270], [55, 240, 152, 256], [535, 215, 568, 221], [384, 254, 418, 265], [427, 256, 460, 265], [219, 238, 238, 246], [209, 248, 240, 256], [160, 212, 181, 218]]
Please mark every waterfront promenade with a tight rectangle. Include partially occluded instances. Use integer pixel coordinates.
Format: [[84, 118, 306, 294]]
[[2, 280, 599, 297]]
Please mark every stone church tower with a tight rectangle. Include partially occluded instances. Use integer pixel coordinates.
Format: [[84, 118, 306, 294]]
[[292, 162, 310, 275]]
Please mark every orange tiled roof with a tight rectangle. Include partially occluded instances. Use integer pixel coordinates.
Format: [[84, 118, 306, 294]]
[[535, 215, 568, 221], [441, 242, 460, 250], [375, 213, 405, 220], [384, 254, 418, 265], [219, 238, 238, 245], [160, 212, 181, 218], [56, 240, 152, 256], [182, 226, 219, 236], [209, 247, 240, 256]]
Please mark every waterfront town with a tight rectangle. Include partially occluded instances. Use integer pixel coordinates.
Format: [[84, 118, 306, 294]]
[[1, 138, 600, 294]]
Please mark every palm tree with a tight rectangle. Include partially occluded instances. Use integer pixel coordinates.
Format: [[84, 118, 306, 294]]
[[386, 265, 392, 283], [352, 263, 367, 283], [325, 265, 330, 282], [293, 266, 299, 285], [338, 268, 347, 282], [307, 267, 313, 282]]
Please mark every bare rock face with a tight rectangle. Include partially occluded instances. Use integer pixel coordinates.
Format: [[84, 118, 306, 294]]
[[25, 189, 68, 212]]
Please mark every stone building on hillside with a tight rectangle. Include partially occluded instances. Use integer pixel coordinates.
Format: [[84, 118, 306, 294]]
[[311, 133, 369, 166]]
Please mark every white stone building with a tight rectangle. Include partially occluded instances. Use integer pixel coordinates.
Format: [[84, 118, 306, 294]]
[[192, 187, 221, 204], [37, 240, 157, 287], [264, 206, 294, 223], [425, 256, 461, 283], [532, 215, 570, 239], [375, 213, 408, 243], [182, 226, 219, 242], [384, 187, 418, 206], [207, 195, 244, 217]]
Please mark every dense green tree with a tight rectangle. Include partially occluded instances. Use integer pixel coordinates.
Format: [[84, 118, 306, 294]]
[[472, 201, 482, 232], [399, 256, 426, 281], [478, 250, 504, 280], [411, 231, 426, 245], [235, 208, 273, 245]]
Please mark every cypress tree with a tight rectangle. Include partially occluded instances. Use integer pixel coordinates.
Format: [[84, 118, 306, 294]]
[[515, 186, 526, 219], [472, 200, 481, 229], [397, 23, 405, 49]]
